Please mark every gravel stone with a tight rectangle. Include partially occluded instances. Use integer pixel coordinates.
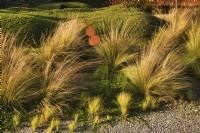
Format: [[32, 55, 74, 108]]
[[4, 102, 200, 133]]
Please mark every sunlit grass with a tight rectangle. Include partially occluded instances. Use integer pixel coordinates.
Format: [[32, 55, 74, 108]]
[[123, 9, 193, 110], [117, 91, 131, 119], [88, 97, 102, 117], [1, 35, 42, 109]]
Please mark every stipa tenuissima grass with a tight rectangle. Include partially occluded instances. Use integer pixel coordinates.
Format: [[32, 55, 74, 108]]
[[123, 10, 192, 110]]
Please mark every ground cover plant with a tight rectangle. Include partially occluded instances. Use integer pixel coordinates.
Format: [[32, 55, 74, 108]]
[[0, 4, 200, 133]]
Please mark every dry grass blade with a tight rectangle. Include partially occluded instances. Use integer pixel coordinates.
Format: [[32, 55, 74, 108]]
[[1, 35, 42, 109], [123, 10, 192, 109], [94, 21, 139, 77], [39, 19, 86, 61], [31, 19, 89, 115]]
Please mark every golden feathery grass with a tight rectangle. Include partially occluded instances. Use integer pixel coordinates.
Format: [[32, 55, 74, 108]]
[[68, 113, 79, 132], [184, 19, 200, 76], [46, 117, 60, 133], [12, 109, 21, 128], [142, 95, 157, 111], [29, 19, 89, 116], [30, 115, 39, 132], [41, 105, 56, 121], [1, 35, 42, 109], [92, 115, 100, 128], [94, 21, 139, 78], [68, 121, 77, 132], [88, 97, 101, 117], [117, 91, 131, 118], [38, 115, 46, 125], [123, 9, 192, 109], [39, 19, 86, 61]]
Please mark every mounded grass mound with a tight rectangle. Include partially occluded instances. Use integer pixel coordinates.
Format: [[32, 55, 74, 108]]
[[36, 2, 92, 9], [0, 5, 162, 47]]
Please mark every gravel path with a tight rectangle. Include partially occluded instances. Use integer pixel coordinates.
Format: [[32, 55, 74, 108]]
[[5, 102, 200, 133]]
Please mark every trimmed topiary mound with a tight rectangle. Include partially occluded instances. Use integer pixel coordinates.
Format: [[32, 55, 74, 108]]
[[1, 14, 57, 47], [36, 2, 92, 9]]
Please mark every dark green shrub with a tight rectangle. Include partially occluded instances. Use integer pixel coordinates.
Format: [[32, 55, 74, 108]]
[[36, 2, 92, 9], [1, 14, 57, 47], [0, 103, 14, 132], [123, 0, 155, 12]]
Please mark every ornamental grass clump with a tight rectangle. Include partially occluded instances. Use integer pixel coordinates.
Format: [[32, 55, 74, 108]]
[[31, 19, 89, 116], [88, 97, 101, 117], [117, 91, 131, 119], [38, 19, 86, 61], [30, 115, 39, 132], [123, 9, 192, 110], [1, 35, 42, 110], [46, 117, 60, 133], [68, 113, 79, 132], [184, 20, 200, 76], [12, 109, 21, 128], [88, 97, 102, 128], [94, 21, 139, 78], [1, 19, 90, 131], [92, 21, 140, 103]]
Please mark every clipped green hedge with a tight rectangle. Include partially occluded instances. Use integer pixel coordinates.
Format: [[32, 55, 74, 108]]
[[1, 14, 57, 47], [36, 2, 92, 9]]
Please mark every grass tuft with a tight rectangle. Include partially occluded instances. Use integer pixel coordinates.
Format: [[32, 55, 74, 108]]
[[117, 91, 131, 118], [1, 35, 42, 110], [123, 9, 192, 109], [88, 97, 102, 117]]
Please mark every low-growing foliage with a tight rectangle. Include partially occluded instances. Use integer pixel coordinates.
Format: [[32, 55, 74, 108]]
[[0, 5, 161, 46]]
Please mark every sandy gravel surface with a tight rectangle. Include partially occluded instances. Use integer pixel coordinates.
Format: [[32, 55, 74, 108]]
[[4, 102, 200, 133]]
